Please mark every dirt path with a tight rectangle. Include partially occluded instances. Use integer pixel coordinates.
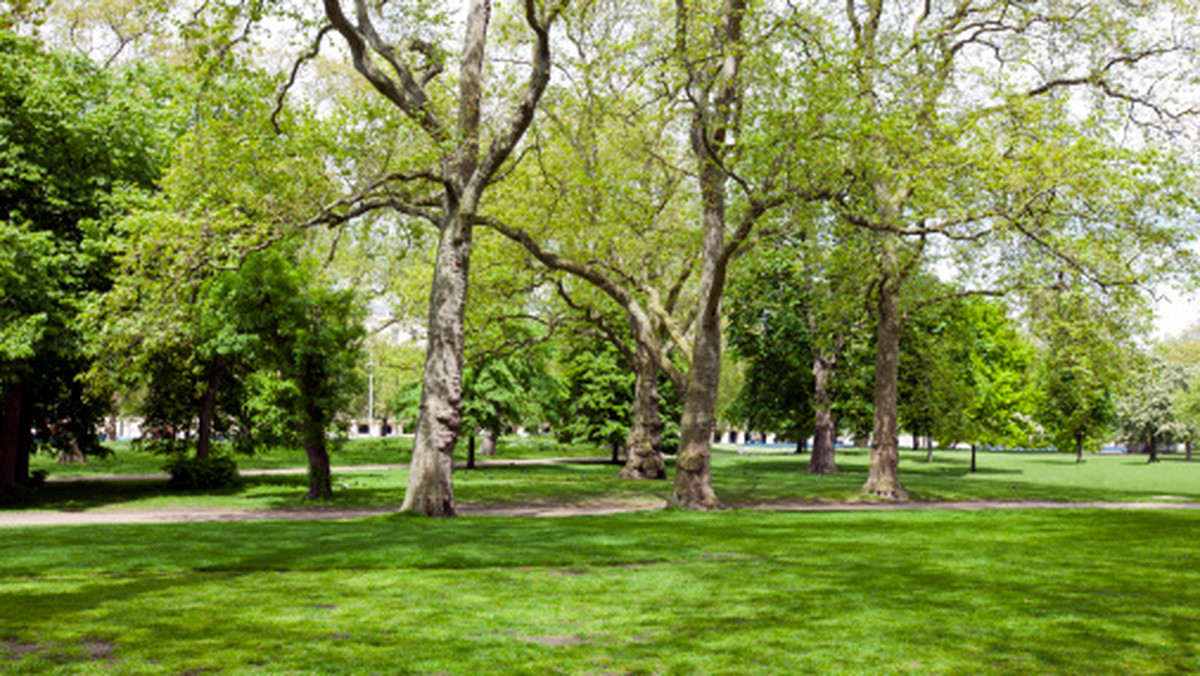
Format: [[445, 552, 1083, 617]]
[[3, 496, 1199, 527]]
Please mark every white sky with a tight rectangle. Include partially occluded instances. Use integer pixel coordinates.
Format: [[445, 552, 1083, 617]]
[[1155, 291, 1200, 340]]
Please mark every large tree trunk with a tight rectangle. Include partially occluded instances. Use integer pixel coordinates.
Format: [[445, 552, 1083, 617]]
[[619, 347, 666, 480], [862, 235, 908, 498], [196, 357, 222, 460], [670, 163, 725, 510], [1147, 433, 1159, 463], [402, 208, 471, 517], [808, 352, 839, 474], [1, 388, 22, 495]]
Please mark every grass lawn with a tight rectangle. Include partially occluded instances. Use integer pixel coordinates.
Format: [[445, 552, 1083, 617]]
[[2, 508, 1198, 674]]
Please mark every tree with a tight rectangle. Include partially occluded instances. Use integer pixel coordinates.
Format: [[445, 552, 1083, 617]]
[[553, 336, 633, 460], [823, 0, 1199, 497], [484, 0, 697, 482], [1033, 283, 1129, 462], [1116, 356, 1189, 463], [725, 217, 875, 473], [319, 0, 567, 516], [0, 33, 165, 494], [216, 249, 365, 499]]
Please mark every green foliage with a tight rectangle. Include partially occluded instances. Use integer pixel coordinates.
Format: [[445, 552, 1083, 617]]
[[724, 222, 874, 440], [553, 338, 633, 450], [0, 33, 169, 469], [213, 249, 366, 451], [163, 454, 240, 490], [1032, 284, 1131, 455], [1115, 356, 1190, 453]]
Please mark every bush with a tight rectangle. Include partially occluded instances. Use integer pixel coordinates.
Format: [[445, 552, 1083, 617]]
[[164, 455, 240, 490]]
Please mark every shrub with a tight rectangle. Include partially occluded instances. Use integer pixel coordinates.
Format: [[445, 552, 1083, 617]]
[[164, 455, 240, 490]]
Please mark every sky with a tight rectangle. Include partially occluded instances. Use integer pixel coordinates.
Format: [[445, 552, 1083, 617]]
[[1156, 291, 1200, 341]]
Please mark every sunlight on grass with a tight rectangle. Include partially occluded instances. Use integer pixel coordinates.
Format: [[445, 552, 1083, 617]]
[[1, 510, 1198, 673]]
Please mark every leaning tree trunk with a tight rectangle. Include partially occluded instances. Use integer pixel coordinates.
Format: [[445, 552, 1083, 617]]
[[619, 347, 666, 480], [862, 235, 908, 498], [808, 352, 839, 474], [402, 208, 472, 517]]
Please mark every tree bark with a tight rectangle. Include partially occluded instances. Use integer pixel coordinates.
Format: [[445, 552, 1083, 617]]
[[1, 388, 21, 495], [970, 443, 977, 473], [402, 208, 471, 516], [619, 346, 666, 480], [196, 357, 222, 460], [301, 376, 333, 499], [479, 428, 497, 456], [808, 352, 839, 474], [467, 433, 476, 470], [1075, 434, 1084, 463], [670, 161, 724, 510], [1187, 441, 1193, 462], [862, 234, 909, 498], [1147, 432, 1159, 463], [794, 437, 807, 454], [304, 434, 333, 500]]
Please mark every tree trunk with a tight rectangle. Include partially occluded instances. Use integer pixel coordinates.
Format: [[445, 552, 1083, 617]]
[[1, 388, 21, 495], [794, 437, 807, 454], [302, 380, 333, 500], [402, 208, 472, 517], [925, 443, 934, 463], [862, 235, 908, 498], [467, 433, 476, 470], [480, 428, 497, 456], [808, 352, 838, 474], [970, 443, 977, 473], [304, 434, 333, 500], [1187, 441, 1193, 462], [669, 158, 725, 511], [619, 348, 666, 480], [1075, 434, 1084, 463], [196, 357, 222, 460], [55, 435, 86, 464], [1147, 432, 1159, 463]]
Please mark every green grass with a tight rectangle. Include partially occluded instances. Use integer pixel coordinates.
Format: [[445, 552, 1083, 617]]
[[1, 509, 1198, 673]]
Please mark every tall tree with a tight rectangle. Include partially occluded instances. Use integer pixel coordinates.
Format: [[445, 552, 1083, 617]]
[[218, 249, 366, 499], [829, 0, 1199, 496], [0, 33, 165, 494], [321, 0, 566, 516], [1032, 282, 1129, 462]]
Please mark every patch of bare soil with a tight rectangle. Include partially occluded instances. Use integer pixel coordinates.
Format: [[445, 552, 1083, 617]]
[[1, 638, 115, 663]]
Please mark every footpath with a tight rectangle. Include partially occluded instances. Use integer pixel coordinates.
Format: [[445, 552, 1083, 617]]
[[2, 458, 1198, 526]]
